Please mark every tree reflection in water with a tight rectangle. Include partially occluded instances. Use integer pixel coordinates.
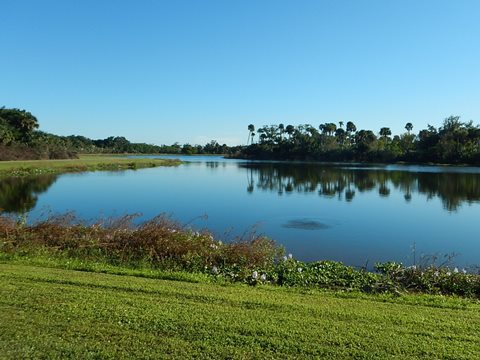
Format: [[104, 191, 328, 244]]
[[242, 163, 480, 212], [0, 175, 58, 214]]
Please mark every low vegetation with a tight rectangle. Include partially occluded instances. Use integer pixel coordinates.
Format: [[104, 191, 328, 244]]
[[0, 155, 180, 176], [1, 212, 479, 298]]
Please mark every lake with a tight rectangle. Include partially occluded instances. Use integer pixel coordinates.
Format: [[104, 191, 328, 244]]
[[1, 155, 480, 269]]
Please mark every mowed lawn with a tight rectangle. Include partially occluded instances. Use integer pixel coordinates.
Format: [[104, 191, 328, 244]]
[[1, 264, 479, 359]]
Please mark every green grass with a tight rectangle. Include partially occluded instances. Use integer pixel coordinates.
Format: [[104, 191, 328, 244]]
[[0, 154, 181, 176], [1, 262, 479, 359]]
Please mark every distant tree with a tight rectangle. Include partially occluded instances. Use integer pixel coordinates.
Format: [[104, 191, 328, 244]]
[[247, 124, 255, 144], [355, 130, 377, 153], [0, 121, 15, 145], [345, 121, 357, 145], [379, 127, 392, 139], [346, 121, 357, 134], [0, 107, 39, 142], [319, 123, 337, 136], [405, 122, 413, 134], [181, 143, 196, 155], [398, 133, 416, 156], [334, 128, 347, 146], [319, 124, 326, 134], [326, 123, 337, 135], [285, 125, 295, 138], [241, 117, 480, 164], [278, 123, 285, 141]]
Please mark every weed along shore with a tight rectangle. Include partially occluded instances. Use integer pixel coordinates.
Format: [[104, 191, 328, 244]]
[[1, 212, 479, 298], [0, 155, 181, 176]]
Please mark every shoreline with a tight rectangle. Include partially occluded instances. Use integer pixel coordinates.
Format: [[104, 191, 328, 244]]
[[0, 155, 181, 176], [1, 211, 478, 298], [228, 154, 480, 168]]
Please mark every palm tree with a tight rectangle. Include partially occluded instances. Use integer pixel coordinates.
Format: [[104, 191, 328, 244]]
[[278, 123, 285, 141], [285, 125, 295, 139], [339, 121, 344, 129], [326, 123, 337, 136], [335, 128, 346, 146], [379, 127, 392, 139], [346, 121, 356, 133], [247, 124, 255, 144], [405, 122, 413, 134], [346, 121, 357, 145]]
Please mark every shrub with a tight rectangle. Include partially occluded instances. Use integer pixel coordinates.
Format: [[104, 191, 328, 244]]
[[1, 212, 479, 297]]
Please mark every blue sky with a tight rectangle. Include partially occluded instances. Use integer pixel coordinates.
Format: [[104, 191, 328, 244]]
[[1, 0, 479, 145]]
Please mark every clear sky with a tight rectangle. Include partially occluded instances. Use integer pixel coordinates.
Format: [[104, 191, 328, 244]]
[[1, 0, 479, 145]]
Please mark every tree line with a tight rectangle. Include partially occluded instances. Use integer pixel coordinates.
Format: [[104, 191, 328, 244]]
[[3, 106, 480, 164], [0, 107, 240, 160], [242, 117, 480, 164]]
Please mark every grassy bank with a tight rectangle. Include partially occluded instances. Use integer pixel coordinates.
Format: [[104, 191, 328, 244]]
[[1, 262, 479, 359], [0, 154, 181, 176], [2, 213, 479, 297]]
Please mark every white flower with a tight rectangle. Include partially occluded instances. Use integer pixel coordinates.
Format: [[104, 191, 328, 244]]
[[288, 253, 293, 259], [297, 268, 302, 273], [446, 271, 451, 276], [212, 266, 219, 274], [462, 268, 467, 274], [434, 271, 440, 277], [252, 271, 258, 279], [453, 267, 459, 273], [260, 274, 267, 282], [282, 256, 288, 261]]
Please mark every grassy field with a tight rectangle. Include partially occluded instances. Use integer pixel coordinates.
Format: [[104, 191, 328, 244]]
[[0, 154, 180, 176], [1, 262, 479, 359]]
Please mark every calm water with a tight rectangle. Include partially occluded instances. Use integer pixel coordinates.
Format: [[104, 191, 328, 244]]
[[2, 156, 480, 269]]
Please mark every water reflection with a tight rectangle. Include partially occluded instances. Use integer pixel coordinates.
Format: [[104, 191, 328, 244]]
[[242, 163, 480, 211], [282, 219, 330, 230], [0, 175, 58, 213]]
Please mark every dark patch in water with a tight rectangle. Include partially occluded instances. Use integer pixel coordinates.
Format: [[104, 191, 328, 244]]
[[282, 219, 330, 230]]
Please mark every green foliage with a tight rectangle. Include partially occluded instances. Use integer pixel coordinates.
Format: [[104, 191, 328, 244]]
[[275, 258, 378, 289], [0, 107, 39, 143], [1, 212, 479, 297], [0, 106, 240, 160], [242, 116, 480, 164], [375, 262, 480, 297]]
